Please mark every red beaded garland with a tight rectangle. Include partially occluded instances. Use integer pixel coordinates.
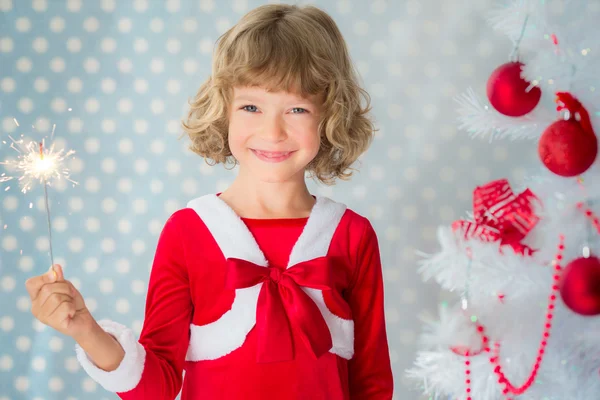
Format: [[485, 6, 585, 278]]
[[461, 234, 565, 399]]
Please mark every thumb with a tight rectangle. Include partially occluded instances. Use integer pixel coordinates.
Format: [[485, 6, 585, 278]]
[[45, 264, 64, 283]]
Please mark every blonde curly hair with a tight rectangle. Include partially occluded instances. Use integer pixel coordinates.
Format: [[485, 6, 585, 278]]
[[181, 4, 375, 185]]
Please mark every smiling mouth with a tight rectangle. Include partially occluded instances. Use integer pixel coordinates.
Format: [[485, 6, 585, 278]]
[[250, 149, 296, 162]]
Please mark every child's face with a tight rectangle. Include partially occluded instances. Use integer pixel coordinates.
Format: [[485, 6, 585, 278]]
[[228, 86, 323, 184]]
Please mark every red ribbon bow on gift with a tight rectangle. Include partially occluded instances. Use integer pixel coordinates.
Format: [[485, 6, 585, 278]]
[[452, 179, 540, 255], [225, 257, 333, 363]]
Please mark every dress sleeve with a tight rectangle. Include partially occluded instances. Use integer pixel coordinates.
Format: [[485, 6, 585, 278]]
[[75, 211, 194, 399], [346, 220, 394, 399]]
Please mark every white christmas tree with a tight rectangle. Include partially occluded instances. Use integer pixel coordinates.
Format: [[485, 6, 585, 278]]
[[407, 1, 600, 399]]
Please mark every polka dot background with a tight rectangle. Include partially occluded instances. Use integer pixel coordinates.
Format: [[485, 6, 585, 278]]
[[0, 0, 555, 399]]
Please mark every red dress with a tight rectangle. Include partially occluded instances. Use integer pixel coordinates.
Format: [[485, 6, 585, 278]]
[[76, 194, 393, 399]]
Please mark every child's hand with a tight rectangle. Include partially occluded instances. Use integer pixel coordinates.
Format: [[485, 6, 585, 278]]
[[25, 264, 95, 340]]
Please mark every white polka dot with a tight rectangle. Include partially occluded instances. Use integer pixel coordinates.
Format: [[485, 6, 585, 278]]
[[181, 178, 198, 196], [102, 119, 116, 134], [116, 259, 130, 274], [118, 98, 133, 113], [16, 17, 31, 32], [0, 317, 15, 332], [48, 376, 64, 392], [16, 57, 32, 72], [164, 199, 181, 215], [36, 236, 49, 252], [183, 59, 198, 75], [199, 38, 213, 54], [101, 158, 116, 174], [64, 357, 80, 372], [215, 17, 232, 34], [133, 0, 148, 12], [151, 99, 165, 114], [67, 77, 83, 93], [132, 239, 145, 255], [18, 97, 34, 113], [133, 198, 147, 214], [150, 139, 165, 154], [0, 0, 11, 11], [421, 187, 436, 202], [369, 165, 385, 180], [166, 79, 181, 94], [83, 58, 100, 73], [369, 83, 386, 98], [149, 219, 163, 235], [16, 296, 30, 312], [49, 336, 63, 352], [68, 237, 83, 252], [384, 226, 401, 241], [493, 146, 508, 161], [473, 166, 490, 181], [166, 160, 181, 175], [84, 138, 100, 154], [15, 376, 30, 392], [458, 145, 473, 161], [167, 120, 181, 134], [402, 205, 418, 220], [85, 177, 101, 193], [102, 238, 115, 253], [134, 79, 148, 93], [85, 298, 97, 312], [1, 276, 15, 292], [460, 63, 475, 77], [49, 16, 65, 32], [116, 299, 130, 313], [134, 159, 149, 174], [118, 139, 133, 154], [133, 119, 148, 134], [370, 41, 387, 56], [387, 104, 402, 119], [2, 235, 17, 251], [101, 0, 116, 12], [199, 0, 215, 12], [403, 167, 418, 182], [336, 0, 352, 13], [118, 17, 132, 33], [118, 58, 133, 73], [3, 196, 18, 211], [49, 57, 66, 73], [440, 166, 456, 182], [117, 178, 132, 193], [68, 118, 83, 133], [17, 216, 33, 231], [134, 38, 149, 53], [85, 97, 100, 114], [150, 58, 165, 73], [150, 180, 163, 194], [99, 279, 114, 293], [85, 217, 100, 233], [82, 377, 97, 392], [83, 258, 98, 274], [183, 18, 197, 32], [118, 219, 131, 234], [16, 336, 31, 352], [19, 256, 34, 272], [511, 167, 526, 181], [353, 20, 369, 36], [352, 185, 367, 199], [149, 17, 164, 32], [0, 37, 13, 53], [101, 197, 117, 214], [32, 38, 48, 54], [1, 77, 15, 92], [32, 356, 46, 371], [439, 205, 455, 222], [199, 162, 214, 176], [67, 0, 82, 12]]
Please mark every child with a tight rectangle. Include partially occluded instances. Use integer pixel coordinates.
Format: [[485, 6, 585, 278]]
[[25, 4, 393, 399]]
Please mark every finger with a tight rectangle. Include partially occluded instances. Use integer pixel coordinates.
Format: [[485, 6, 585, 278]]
[[34, 283, 73, 312], [25, 265, 59, 301], [52, 264, 65, 281], [65, 282, 87, 310], [38, 293, 74, 321], [47, 299, 76, 330]]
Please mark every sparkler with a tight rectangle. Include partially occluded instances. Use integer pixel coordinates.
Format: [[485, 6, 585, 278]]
[[1, 122, 77, 272]]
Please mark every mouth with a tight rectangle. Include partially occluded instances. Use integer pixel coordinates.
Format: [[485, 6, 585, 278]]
[[250, 149, 296, 163]]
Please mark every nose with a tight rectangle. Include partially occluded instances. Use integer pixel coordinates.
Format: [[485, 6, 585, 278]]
[[259, 114, 287, 143]]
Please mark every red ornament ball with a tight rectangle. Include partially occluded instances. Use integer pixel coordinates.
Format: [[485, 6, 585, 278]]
[[486, 61, 541, 117], [559, 256, 600, 316], [538, 119, 598, 177]]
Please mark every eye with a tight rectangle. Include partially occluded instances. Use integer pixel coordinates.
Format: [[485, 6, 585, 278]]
[[242, 105, 258, 113], [291, 107, 308, 114]]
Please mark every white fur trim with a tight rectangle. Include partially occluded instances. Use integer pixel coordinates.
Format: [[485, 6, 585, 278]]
[[75, 319, 146, 393], [185, 284, 262, 361], [185, 194, 353, 361]]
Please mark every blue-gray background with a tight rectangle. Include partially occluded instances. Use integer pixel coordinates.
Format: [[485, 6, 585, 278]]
[[0, 0, 572, 399]]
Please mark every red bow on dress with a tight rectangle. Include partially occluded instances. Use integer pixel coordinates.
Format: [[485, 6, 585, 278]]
[[225, 257, 333, 363], [452, 179, 540, 255]]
